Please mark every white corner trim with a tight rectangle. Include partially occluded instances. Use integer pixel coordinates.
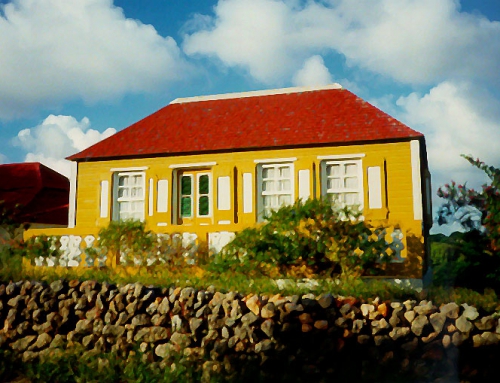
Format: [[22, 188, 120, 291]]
[[68, 162, 77, 228], [254, 157, 297, 164], [367, 166, 383, 209], [243, 173, 253, 213], [170, 84, 343, 104], [298, 170, 310, 200], [410, 140, 423, 220], [110, 166, 148, 172], [317, 153, 365, 160], [169, 161, 216, 169], [99, 180, 109, 218]]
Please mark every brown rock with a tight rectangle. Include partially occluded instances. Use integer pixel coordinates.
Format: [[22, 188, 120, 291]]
[[246, 295, 261, 315], [261, 319, 274, 338], [301, 324, 313, 332], [255, 339, 272, 352], [190, 317, 203, 333], [442, 334, 451, 348], [314, 320, 329, 330], [317, 293, 333, 308], [452, 332, 467, 346], [10, 335, 36, 351], [377, 303, 388, 317], [473, 332, 499, 347], [474, 315, 495, 331], [261, 302, 276, 319], [389, 327, 410, 341], [299, 313, 313, 324], [422, 331, 439, 343]]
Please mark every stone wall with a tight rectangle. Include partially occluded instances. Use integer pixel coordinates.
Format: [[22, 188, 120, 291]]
[[1, 280, 499, 381]]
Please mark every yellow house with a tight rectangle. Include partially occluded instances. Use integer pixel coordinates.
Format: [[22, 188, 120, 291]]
[[26, 84, 432, 278]]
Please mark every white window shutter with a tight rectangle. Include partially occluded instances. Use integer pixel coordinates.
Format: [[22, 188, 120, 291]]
[[217, 176, 231, 210], [298, 170, 310, 200], [367, 166, 382, 209], [157, 179, 168, 213], [99, 180, 109, 218]]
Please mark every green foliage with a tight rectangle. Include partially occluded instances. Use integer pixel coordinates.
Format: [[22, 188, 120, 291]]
[[216, 198, 390, 277]]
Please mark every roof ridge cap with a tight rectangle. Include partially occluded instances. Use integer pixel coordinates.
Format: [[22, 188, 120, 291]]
[[170, 83, 343, 104]]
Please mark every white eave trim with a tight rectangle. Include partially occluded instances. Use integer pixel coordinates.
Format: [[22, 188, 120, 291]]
[[254, 157, 297, 164], [317, 154, 366, 160], [170, 83, 343, 104], [169, 162, 217, 169], [110, 166, 148, 172]]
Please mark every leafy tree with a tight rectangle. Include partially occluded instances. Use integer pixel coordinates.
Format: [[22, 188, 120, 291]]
[[434, 155, 500, 291]]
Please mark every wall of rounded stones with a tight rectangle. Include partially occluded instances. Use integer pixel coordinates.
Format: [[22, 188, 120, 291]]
[[1, 280, 499, 381]]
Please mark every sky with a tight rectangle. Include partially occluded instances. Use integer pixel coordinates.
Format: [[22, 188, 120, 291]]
[[1, 0, 499, 233]]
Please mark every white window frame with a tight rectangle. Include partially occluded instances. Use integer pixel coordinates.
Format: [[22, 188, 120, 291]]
[[112, 171, 146, 221], [321, 159, 363, 210], [257, 162, 294, 220], [178, 171, 212, 220]]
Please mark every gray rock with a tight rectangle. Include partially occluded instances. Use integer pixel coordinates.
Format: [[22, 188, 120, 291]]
[[429, 312, 447, 333], [75, 319, 92, 334], [261, 319, 274, 338], [170, 332, 191, 348], [456, 314, 473, 333], [474, 315, 496, 331], [172, 315, 182, 332], [317, 293, 334, 309], [261, 302, 276, 319], [360, 304, 374, 317], [404, 310, 416, 324], [155, 343, 175, 358], [473, 332, 499, 347], [241, 312, 259, 325], [452, 332, 468, 346], [131, 314, 151, 327], [102, 324, 126, 338], [414, 300, 434, 316], [190, 317, 203, 333], [411, 314, 429, 336], [50, 280, 65, 293], [255, 339, 272, 352], [440, 302, 459, 319], [389, 327, 410, 340], [49, 334, 66, 349], [461, 303, 479, 320]]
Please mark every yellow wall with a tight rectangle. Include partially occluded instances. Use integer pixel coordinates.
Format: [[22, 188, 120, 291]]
[[26, 140, 428, 278]]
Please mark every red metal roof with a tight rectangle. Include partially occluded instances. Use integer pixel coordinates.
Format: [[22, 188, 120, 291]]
[[68, 86, 423, 161], [0, 162, 69, 226]]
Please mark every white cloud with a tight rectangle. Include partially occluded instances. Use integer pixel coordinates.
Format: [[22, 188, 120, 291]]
[[0, 152, 7, 164], [292, 55, 333, 87], [183, 0, 500, 86], [396, 80, 500, 193], [0, 0, 190, 119], [12, 114, 116, 177]]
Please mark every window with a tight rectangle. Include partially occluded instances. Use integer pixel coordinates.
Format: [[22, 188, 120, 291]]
[[113, 172, 145, 221], [322, 159, 363, 209], [259, 163, 293, 218], [178, 171, 211, 221]]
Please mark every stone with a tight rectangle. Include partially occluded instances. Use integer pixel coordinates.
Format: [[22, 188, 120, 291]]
[[172, 315, 183, 332], [474, 315, 495, 331], [116, 312, 130, 326], [171, 300, 182, 315], [429, 312, 447, 333], [352, 319, 364, 333], [456, 314, 473, 333], [422, 332, 439, 343], [284, 302, 303, 313], [261, 319, 274, 338], [340, 303, 352, 316], [126, 300, 138, 315], [360, 304, 374, 317], [357, 335, 371, 345], [50, 280, 65, 293], [222, 327, 230, 339], [461, 303, 479, 320], [246, 295, 260, 315], [442, 334, 451, 348], [255, 339, 272, 353], [261, 302, 276, 319], [102, 324, 126, 338], [133, 283, 144, 298], [156, 343, 175, 358], [473, 332, 499, 347], [314, 320, 329, 330], [10, 335, 36, 351], [75, 319, 92, 334], [190, 317, 203, 333], [241, 312, 259, 326], [152, 314, 167, 327], [440, 302, 459, 319], [404, 310, 416, 324], [389, 327, 410, 341], [317, 293, 333, 309], [414, 300, 434, 316], [403, 300, 416, 311], [452, 332, 468, 346], [132, 314, 150, 327], [371, 318, 390, 335], [82, 334, 95, 347], [49, 334, 66, 349], [170, 332, 191, 348], [378, 303, 388, 317], [411, 315, 429, 336], [298, 313, 313, 324], [301, 324, 313, 332], [22, 351, 39, 363]]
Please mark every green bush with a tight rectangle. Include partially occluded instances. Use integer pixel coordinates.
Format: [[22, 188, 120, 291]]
[[216, 199, 390, 277]]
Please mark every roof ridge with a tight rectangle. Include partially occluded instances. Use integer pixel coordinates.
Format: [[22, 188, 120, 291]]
[[170, 83, 343, 104]]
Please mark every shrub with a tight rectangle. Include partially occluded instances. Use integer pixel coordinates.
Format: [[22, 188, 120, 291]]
[[217, 198, 390, 277]]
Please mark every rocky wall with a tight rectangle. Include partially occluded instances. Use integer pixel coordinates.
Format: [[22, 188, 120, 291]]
[[1, 280, 499, 381]]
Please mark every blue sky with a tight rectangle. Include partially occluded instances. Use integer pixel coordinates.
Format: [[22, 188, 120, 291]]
[[1, 0, 499, 231]]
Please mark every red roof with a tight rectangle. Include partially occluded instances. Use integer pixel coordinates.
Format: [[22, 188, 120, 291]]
[[68, 86, 423, 161], [0, 162, 69, 226]]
